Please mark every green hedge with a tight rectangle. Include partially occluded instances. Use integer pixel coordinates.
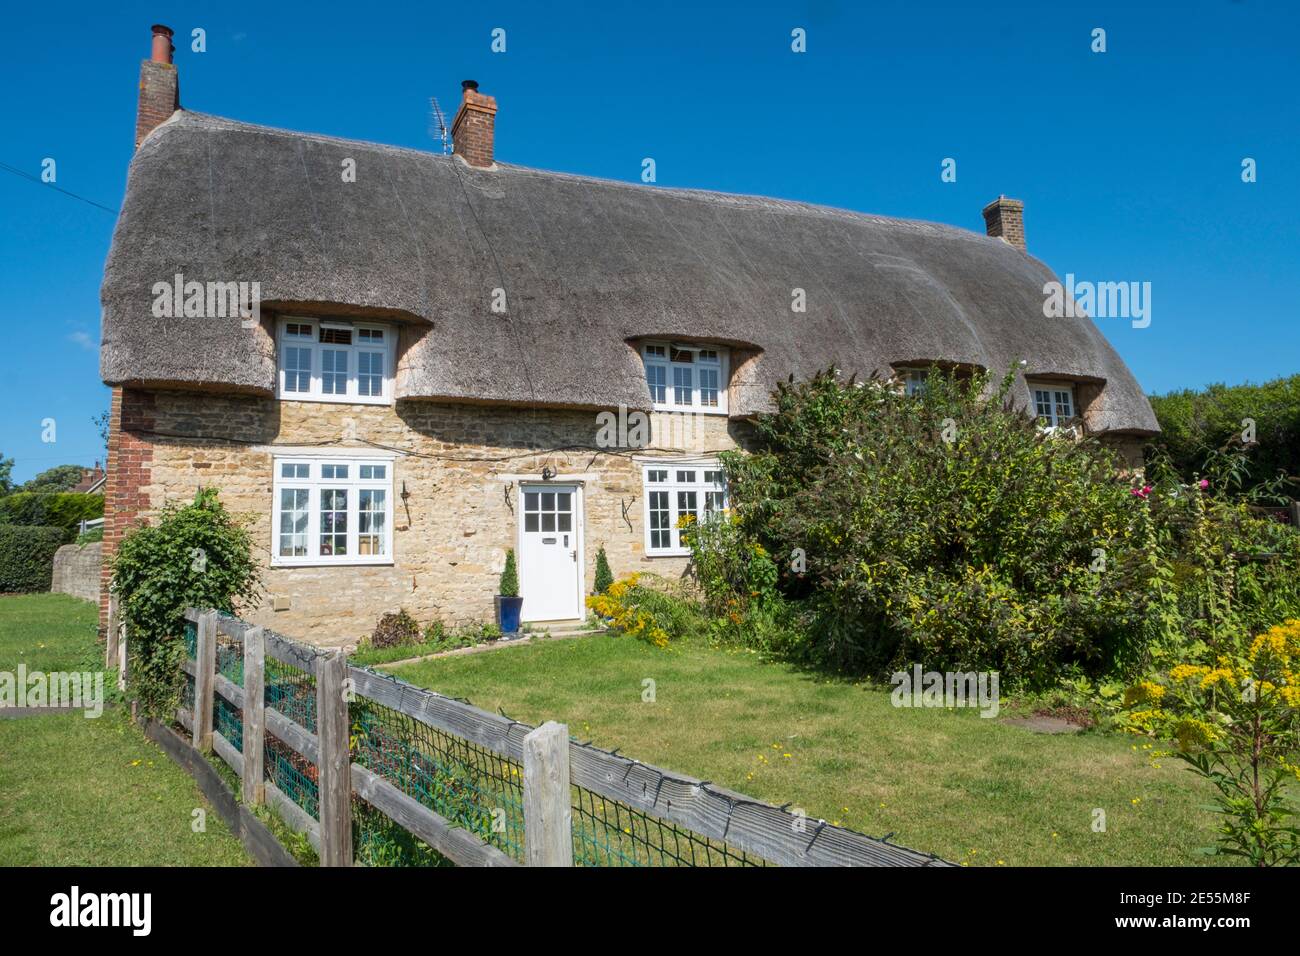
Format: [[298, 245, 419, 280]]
[[0, 492, 103, 539], [0, 525, 68, 593]]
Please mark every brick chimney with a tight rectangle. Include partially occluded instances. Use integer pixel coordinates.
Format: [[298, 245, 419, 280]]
[[982, 196, 1025, 252], [451, 80, 497, 168], [135, 24, 179, 148]]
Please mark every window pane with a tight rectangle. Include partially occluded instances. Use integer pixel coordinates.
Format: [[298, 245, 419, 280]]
[[699, 367, 719, 407], [320, 488, 347, 556], [676, 470, 696, 483], [1034, 389, 1053, 420], [648, 490, 670, 550], [673, 366, 692, 405], [278, 488, 308, 557], [358, 350, 384, 397], [541, 512, 556, 532], [646, 469, 667, 483], [319, 327, 353, 344], [541, 492, 555, 511], [558, 512, 572, 532], [557, 492, 571, 511], [1055, 391, 1073, 419], [525, 513, 539, 532], [646, 363, 666, 403], [322, 464, 349, 480], [321, 349, 348, 394], [524, 492, 538, 511], [284, 346, 311, 392], [358, 489, 386, 556]]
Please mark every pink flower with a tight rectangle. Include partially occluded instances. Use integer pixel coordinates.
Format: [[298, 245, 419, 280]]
[[1198, 479, 1209, 490], [1131, 485, 1152, 500]]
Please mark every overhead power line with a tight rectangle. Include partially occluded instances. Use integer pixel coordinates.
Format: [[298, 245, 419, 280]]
[[0, 160, 119, 215]]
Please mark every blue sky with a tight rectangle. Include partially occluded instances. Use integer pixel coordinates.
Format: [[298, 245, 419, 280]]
[[1, 0, 1296, 483]]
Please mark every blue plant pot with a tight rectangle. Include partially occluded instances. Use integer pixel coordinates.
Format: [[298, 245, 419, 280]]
[[495, 595, 524, 638]]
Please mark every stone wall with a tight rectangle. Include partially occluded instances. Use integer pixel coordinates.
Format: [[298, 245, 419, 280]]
[[130, 390, 751, 647], [51, 542, 102, 604]]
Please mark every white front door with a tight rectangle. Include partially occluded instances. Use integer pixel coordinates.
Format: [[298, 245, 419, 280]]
[[518, 484, 582, 621]]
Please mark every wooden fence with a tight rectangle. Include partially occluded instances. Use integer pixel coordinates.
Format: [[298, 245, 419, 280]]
[[175, 607, 951, 868]]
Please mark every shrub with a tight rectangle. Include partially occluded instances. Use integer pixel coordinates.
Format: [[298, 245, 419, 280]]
[[499, 549, 519, 597], [587, 574, 703, 647], [370, 610, 421, 649], [1122, 621, 1300, 866], [0, 492, 103, 539], [593, 545, 614, 595], [1149, 374, 1300, 494], [111, 488, 261, 717], [695, 366, 1300, 685], [0, 525, 67, 593]]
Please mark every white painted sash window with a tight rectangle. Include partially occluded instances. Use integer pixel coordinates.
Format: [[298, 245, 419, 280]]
[[641, 462, 727, 556], [277, 318, 394, 405], [272, 458, 393, 566], [642, 342, 728, 414], [1030, 383, 1076, 429]]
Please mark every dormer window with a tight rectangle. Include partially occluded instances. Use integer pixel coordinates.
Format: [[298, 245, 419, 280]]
[[1029, 382, 1076, 429], [277, 318, 394, 405], [898, 368, 928, 397], [642, 342, 729, 414]]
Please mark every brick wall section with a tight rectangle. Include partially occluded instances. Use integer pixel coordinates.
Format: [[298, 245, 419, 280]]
[[982, 197, 1026, 252], [99, 387, 156, 634], [130, 391, 750, 647], [451, 88, 497, 168], [135, 59, 178, 147]]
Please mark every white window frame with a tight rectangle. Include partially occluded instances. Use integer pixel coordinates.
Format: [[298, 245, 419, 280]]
[[642, 342, 729, 415], [640, 460, 728, 557], [271, 457, 395, 567], [276, 317, 396, 405], [1029, 382, 1077, 431]]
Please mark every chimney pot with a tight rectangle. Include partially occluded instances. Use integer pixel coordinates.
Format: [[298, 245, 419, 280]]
[[982, 196, 1026, 253], [461, 79, 479, 93], [150, 24, 175, 64], [136, 24, 180, 148]]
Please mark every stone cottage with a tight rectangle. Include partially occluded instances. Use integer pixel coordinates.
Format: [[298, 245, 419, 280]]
[[99, 25, 1159, 645]]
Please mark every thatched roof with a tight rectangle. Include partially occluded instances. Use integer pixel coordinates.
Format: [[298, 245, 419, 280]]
[[101, 111, 1158, 434]]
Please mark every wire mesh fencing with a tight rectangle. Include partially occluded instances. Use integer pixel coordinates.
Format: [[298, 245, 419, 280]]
[[172, 608, 950, 868]]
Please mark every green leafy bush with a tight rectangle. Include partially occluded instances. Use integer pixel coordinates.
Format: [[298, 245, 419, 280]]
[[593, 545, 614, 595], [1149, 374, 1300, 493], [0, 492, 103, 539], [0, 525, 67, 593], [499, 549, 519, 597], [695, 367, 1300, 687], [110, 488, 261, 717], [370, 610, 420, 649]]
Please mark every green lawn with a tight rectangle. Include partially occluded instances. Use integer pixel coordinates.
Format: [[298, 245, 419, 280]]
[[0, 594, 250, 866], [388, 633, 1227, 867]]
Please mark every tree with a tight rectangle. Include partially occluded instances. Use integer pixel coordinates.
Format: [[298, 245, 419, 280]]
[[92, 410, 110, 452], [1148, 374, 1300, 496], [0, 454, 13, 496], [20, 464, 86, 494]]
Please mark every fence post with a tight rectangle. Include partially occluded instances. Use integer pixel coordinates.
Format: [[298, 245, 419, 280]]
[[105, 593, 119, 670], [316, 651, 353, 866], [117, 620, 128, 693], [1290, 500, 1300, 528], [523, 721, 573, 866], [241, 626, 266, 806], [193, 609, 217, 752]]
